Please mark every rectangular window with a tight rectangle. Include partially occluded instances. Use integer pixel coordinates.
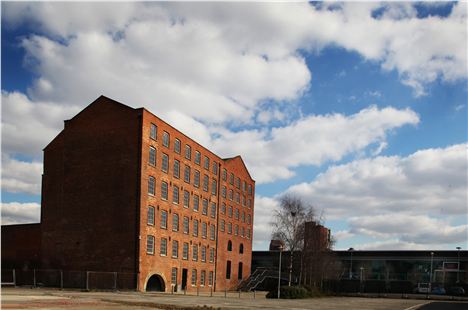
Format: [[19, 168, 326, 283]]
[[247, 214, 251, 224], [242, 181, 246, 192], [171, 267, 178, 284], [204, 156, 210, 170], [238, 262, 243, 280], [183, 190, 190, 208], [209, 271, 213, 286], [202, 222, 207, 239], [229, 173, 234, 185], [235, 225, 239, 236], [160, 210, 168, 229], [201, 270, 206, 286], [222, 186, 226, 198], [160, 238, 167, 256], [162, 131, 170, 147], [220, 220, 225, 232], [172, 213, 179, 231], [191, 269, 197, 286], [195, 151, 201, 165], [202, 198, 208, 215], [174, 138, 181, 154], [235, 208, 239, 220], [247, 228, 251, 239], [236, 177, 240, 189], [247, 199, 251, 208], [211, 179, 217, 195], [236, 192, 240, 204], [248, 184, 252, 195], [242, 196, 246, 206], [185, 145, 191, 160], [228, 206, 233, 218], [209, 248, 215, 263], [147, 235, 155, 254], [148, 176, 155, 196], [242, 212, 245, 223], [212, 161, 218, 175], [192, 245, 198, 261], [149, 146, 156, 166], [194, 170, 200, 187], [183, 216, 189, 234], [183, 242, 189, 260], [222, 169, 227, 181], [203, 175, 209, 192], [150, 123, 157, 140], [173, 186, 179, 204], [184, 165, 190, 183], [201, 246, 206, 262], [221, 203, 226, 214], [228, 222, 232, 234], [173, 159, 180, 178], [193, 195, 199, 212], [193, 219, 199, 237], [147, 206, 155, 225], [241, 227, 245, 238], [210, 203, 216, 219], [162, 153, 169, 173], [210, 224, 215, 240], [161, 181, 168, 200], [172, 240, 179, 258], [226, 261, 231, 279], [229, 189, 233, 201]]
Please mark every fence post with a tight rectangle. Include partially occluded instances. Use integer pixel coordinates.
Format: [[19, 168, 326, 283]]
[[33, 269, 36, 288], [238, 289, 241, 298], [86, 271, 90, 291], [13, 269, 16, 287], [224, 287, 227, 298], [60, 270, 63, 290], [197, 286, 199, 296], [210, 286, 213, 297], [114, 272, 117, 291]]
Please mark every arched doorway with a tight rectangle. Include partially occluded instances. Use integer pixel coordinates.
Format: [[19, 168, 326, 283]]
[[146, 274, 166, 292]]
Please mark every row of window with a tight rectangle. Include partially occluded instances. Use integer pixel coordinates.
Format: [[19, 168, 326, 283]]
[[220, 186, 252, 208], [148, 151, 217, 195], [148, 207, 216, 240], [171, 267, 214, 287], [221, 169, 253, 196], [148, 185, 217, 217], [150, 124, 219, 175], [220, 204, 252, 224], [219, 220, 251, 239], [225, 260, 244, 280], [147, 236, 215, 263]]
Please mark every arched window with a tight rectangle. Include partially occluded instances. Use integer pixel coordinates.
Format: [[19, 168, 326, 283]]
[[227, 240, 232, 251], [239, 243, 244, 254]]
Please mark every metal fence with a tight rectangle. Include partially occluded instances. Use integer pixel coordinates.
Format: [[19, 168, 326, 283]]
[[1, 269, 136, 290]]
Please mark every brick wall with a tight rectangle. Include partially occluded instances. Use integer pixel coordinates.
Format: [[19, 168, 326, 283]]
[[41, 96, 141, 273]]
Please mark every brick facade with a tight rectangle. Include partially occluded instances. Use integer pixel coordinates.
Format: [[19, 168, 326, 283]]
[[39, 95, 255, 292]]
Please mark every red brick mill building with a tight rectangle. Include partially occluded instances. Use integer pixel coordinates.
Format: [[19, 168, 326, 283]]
[[2, 96, 255, 292]]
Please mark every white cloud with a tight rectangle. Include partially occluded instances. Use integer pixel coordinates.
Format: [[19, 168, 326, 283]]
[[285, 144, 467, 248], [349, 214, 468, 245], [1, 155, 43, 195], [1, 202, 41, 225], [252, 196, 279, 248], [210, 106, 419, 183], [288, 144, 467, 218], [1, 91, 80, 157]]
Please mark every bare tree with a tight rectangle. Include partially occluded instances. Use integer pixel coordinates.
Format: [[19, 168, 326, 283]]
[[271, 195, 315, 286]]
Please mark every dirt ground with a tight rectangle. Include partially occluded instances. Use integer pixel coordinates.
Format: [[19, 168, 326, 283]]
[[2, 287, 465, 310]]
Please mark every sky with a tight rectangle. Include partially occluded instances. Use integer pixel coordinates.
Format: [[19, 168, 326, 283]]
[[1, 1, 467, 251]]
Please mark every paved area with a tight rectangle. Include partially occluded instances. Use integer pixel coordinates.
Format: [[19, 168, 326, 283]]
[[419, 302, 468, 310], [2, 287, 466, 310]]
